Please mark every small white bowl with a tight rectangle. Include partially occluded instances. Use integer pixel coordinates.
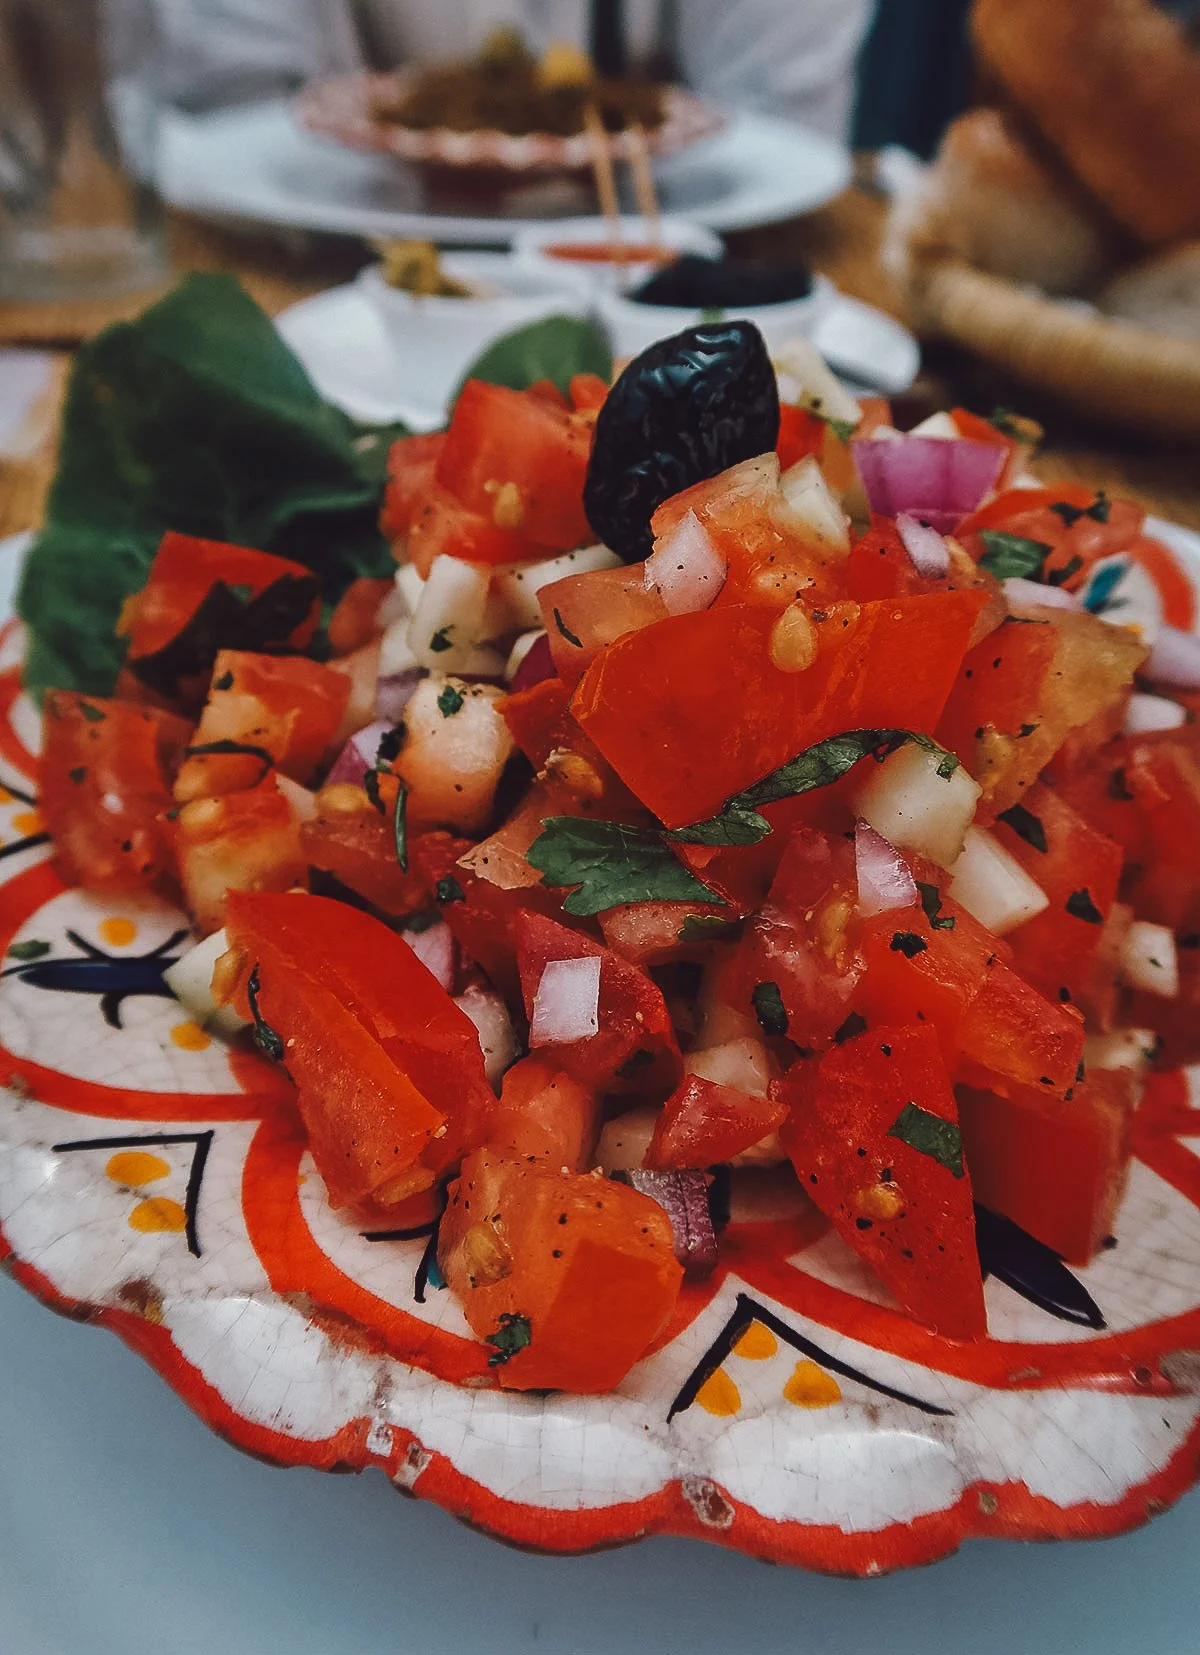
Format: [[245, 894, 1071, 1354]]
[[512, 214, 723, 300], [357, 252, 591, 411], [596, 270, 837, 360]]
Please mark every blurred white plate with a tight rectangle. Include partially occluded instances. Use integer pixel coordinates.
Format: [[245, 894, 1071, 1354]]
[[160, 99, 852, 243], [274, 265, 920, 430]]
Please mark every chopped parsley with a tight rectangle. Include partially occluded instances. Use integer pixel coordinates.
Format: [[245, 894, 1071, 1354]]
[[527, 817, 726, 917], [677, 913, 739, 942], [212, 670, 235, 691], [996, 803, 1047, 853], [977, 531, 1051, 582], [890, 931, 928, 958], [7, 939, 51, 962], [1050, 492, 1109, 527], [751, 981, 789, 1037], [552, 607, 583, 648], [68, 765, 86, 784], [393, 783, 409, 872], [435, 875, 465, 905], [917, 882, 956, 930], [1065, 888, 1104, 925], [888, 1102, 964, 1178], [78, 701, 106, 723], [1046, 555, 1082, 588], [834, 1010, 868, 1044], [486, 1311, 532, 1366], [246, 964, 285, 1061], [184, 738, 274, 786], [436, 684, 465, 718], [429, 625, 454, 653]]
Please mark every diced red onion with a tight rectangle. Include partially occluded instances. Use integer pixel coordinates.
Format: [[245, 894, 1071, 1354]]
[[509, 631, 556, 692], [644, 510, 727, 616], [896, 513, 950, 578], [1003, 577, 1082, 613], [622, 1169, 718, 1276], [324, 720, 395, 786], [1146, 624, 1200, 690], [529, 955, 601, 1045], [852, 436, 1004, 533], [375, 670, 424, 724], [855, 820, 918, 917], [401, 919, 456, 992]]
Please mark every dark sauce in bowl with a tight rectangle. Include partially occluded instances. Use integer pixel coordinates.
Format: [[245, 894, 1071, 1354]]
[[629, 253, 814, 309]]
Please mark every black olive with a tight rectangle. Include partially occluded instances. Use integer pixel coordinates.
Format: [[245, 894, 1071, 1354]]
[[582, 320, 780, 563]]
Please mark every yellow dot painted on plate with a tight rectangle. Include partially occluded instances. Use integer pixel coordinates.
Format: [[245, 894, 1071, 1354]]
[[732, 1322, 778, 1362], [695, 1368, 741, 1418], [0, 787, 12, 806], [98, 916, 137, 947], [128, 1197, 187, 1234], [12, 810, 42, 836], [105, 1151, 170, 1186], [783, 1360, 842, 1410], [170, 1020, 211, 1052]]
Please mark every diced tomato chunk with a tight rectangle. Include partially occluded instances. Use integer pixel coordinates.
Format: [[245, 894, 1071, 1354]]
[[326, 577, 392, 655], [647, 1074, 786, 1169], [568, 372, 609, 413], [40, 692, 188, 896], [121, 532, 320, 707], [381, 432, 446, 542], [775, 404, 825, 471], [406, 484, 536, 576], [956, 961, 1085, 1097], [516, 910, 681, 1095], [958, 1069, 1136, 1264], [540, 564, 668, 689], [574, 591, 985, 829], [174, 776, 307, 934], [301, 805, 430, 916], [173, 650, 349, 801], [435, 379, 593, 551], [777, 1024, 986, 1340], [439, 1149, 682, 1390], [482, 1055, 599, 1169]]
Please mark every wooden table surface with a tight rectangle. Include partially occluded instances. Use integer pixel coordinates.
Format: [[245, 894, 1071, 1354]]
[[2, 188, 1199, 533]]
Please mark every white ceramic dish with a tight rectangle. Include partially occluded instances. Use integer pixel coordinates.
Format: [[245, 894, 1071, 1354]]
[[596, 270, 837, 359], [511, 214, 723, 298], [159, 100, 853, 243], [356, 254, 590, 413]]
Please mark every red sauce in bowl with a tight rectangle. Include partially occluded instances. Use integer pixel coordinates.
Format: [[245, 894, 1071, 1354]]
[[543, 242, 676, 265]]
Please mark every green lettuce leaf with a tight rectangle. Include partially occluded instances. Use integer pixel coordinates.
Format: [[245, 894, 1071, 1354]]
[[454, 314, 612, 402]]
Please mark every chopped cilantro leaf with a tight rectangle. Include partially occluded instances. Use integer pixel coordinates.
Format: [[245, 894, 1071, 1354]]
[[7, 939, 51, 962], [890, 931, 927, 958], [393, 782, 409, 872], [364, 767, 384, 814], [751, 981, 789, 1037], [429, 625, 454, 654], [553, 607, 583, 648], [1066, 888, 1103, 924], [212, 670, 235, 691], [1018, 722, 1038, 738], [677, 913, 739, 942], [888, 1101, 964, 1177], [486, 1311, 532, 1366], [824, 416, 857, 443], [436, 684, 464, 718], [527, 817, 726, 917], [435, 876, 465, 905], [247, 964, 285, 1061], [78, 701, 106, 723], [68, 765, 86, 784], [978, 531, 1051, 581], [917, 882, 956, 930], [997, 803, 1048, 853], [1046, 555, 1083, 588]]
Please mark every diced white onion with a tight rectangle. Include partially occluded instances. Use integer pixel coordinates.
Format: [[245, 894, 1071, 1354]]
[[379, 619, 422, 679], [1120, 920, 1179, 999], [896, 513, 950, 578], [779, 454, 850, 555], [401, 918, 456, 992], [492, 544, 621, 631], [453, 984, 519, 1087], [643, 510, 727, 615], [1084, 1027, 1159, 1072], [529, 955, 602, 1045], [948, 825, 1049, 935], [1003, 578, 1082, 614], [407, 554, 490, 671], [855, 820, 919, 917], [458, 644, 507, 679], [773, 337, 861, 425], [162, 929, 249, 1037], [377, 574, 411, 629], [274, 773, 318, 823], [852, 741, 982, 869], [594, 1103, 659, 1173], [1146, 624, 1200, 690], [684, 1037, 772, 1099], [394, 562, 426, 615], [1125, 692, 1188, 735], [906, 411, 961, 440], [1080, 555, 1163, 645], [504, 629, 548, 683]]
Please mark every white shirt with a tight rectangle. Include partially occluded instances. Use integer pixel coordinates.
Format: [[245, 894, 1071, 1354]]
[[153, 0, 873, 139]]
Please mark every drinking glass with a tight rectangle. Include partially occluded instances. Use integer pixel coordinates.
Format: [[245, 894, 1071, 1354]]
[[0, 0, 166, 300]]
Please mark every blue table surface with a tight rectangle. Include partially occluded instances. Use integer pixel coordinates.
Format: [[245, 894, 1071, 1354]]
[[2, 1268, 1199, 1655]]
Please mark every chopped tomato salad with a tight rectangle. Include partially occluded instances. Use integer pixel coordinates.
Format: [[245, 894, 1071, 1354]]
[[35, 328, 1200, 1393]]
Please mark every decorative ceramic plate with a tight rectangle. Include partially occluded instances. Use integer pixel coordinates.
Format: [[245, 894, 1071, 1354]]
[[295, 71, 726, 176], [3, 533, 1200, 1575]]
